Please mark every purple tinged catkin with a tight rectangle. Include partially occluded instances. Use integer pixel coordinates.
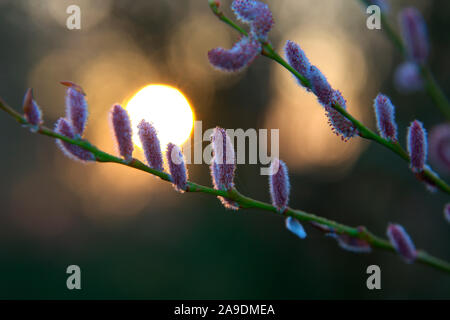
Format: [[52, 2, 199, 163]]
[[284, 40, 311, 86], [110, 104, 134, 162], [386, 223, 417, 263], [394, 61, 423, 93], [285, 216, 307, 239], [444, 203, 450, 224], [22, 88, 43, 128], [399, 7, 429, 63], [231, 0, 273, 40], [65, 85, 88, 136], [407, 120, 427, 173], [269, 158, 290, 212], [325, 90, 357, 141], [428, 124, 450, 174], [137, 120, 164, 172], [373, 93, 398, 142], [54, 118, 94, 162], [208, 36, 261, 72], [110, 104, 134, 161], [166, 143, 188, 192], [309, 65, 333, 106], [210, 127, 236, 190], [326, 233, 372, 253]]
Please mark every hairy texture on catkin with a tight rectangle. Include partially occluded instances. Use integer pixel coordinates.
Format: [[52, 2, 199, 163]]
[[210, 160, 239, 210], [399, 7, 429, 63], [166, 143, 188, 192], [373, 94, 398, 142], [387, 224, 417, 263], [54, 118, 94, 162], [269, 158, 290, 212], [284, 40, 311, 86], [138, 120, 164, 172], [309, 65, 333, 106], [65, 86, 88, 136], [208, 36, 261, 72], [407, 120, 427, 173], [110, 104, 134, 162], [210, 127, 236, 190], [325, 90, 357, 141], [231, 0, 273, 40], [22, 88, 43, 128]]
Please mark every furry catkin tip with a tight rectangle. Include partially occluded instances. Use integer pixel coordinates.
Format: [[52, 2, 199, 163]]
[[284, 40, 311, 86], [399, 7, 429, 63], [166, 143, 188, 192], [269, 158, 290, 212], [210, 127, 236, 190], [231, 0, 273, 40], [208, 36, 261, 72], [110, 104, 134, 162], [326, 90, 357, 141], [407, 120, 427, 173], [137, 120, 164, 172], [387, 223, 417, 263], [373, 93, 398, 142], [65, 85, 88, 136], [54, 118, 94, 162], [22, 88, 43, 128]]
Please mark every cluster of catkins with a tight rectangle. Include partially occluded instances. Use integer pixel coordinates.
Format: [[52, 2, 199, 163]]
[[206, 0, 450, 263]]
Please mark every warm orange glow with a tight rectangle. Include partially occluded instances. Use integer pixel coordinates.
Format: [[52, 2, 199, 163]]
[[125, 84, 195, 149]]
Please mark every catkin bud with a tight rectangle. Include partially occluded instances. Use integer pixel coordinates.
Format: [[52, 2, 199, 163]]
[[137, 120, 164, 172], [210, 127, 235, 190], [210, 160, 239, 210], [269, 158, 290, 212], [407, 120, 427, 173], [309, 65, 333, 106], [373, 94, 398, 142], [285, 216, 307, 239], [326, 233, 371, 253], [208, 36, 261, 72], [231, 0, 273, 40], [325, 90, 357, 141], [394, 62, 423, 93], [428, 124, 450, 174], [386, 223, 417, 263], [54, 118, 94, 162], [166, 143, 188, 192], [110, 104, 134, 162], [65, 84, 88, 136], [399, 7, 429, 63], [284, 40, 311, 86], [22, 88, 43, 128]]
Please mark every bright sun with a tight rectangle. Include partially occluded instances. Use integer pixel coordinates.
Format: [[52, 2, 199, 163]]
[[125, 84, 194, 149]]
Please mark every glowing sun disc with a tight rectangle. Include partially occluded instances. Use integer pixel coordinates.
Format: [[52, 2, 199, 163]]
[[125, 84, 194, 149]]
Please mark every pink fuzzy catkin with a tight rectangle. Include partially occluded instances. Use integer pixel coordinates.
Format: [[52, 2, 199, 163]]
[[137, 120, 164, 172], [269, 158, 290, 212], [387, 224, 417, 263], [373, 94, 398, 142], [110, 104, 134, 162], [22, 88, 43, 128], [65, 85, 88, 136], [166, 143, 188, 192], [407, 120, 427, 173], [54, 118, 94, 162]]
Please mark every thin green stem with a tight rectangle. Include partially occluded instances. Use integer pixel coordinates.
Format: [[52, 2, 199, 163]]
[[357, 0, 450, 120], [208, 2, 450, 195], [1, 98, 450, 274]]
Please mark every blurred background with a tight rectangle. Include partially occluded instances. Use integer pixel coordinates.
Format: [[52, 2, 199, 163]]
[[0, 0, 449, 299]]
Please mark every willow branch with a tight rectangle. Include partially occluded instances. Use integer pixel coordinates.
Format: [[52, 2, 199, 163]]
[[1, 97, 450, 274], [208, 4, 450, 195], [358, 0, 450, 119]]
